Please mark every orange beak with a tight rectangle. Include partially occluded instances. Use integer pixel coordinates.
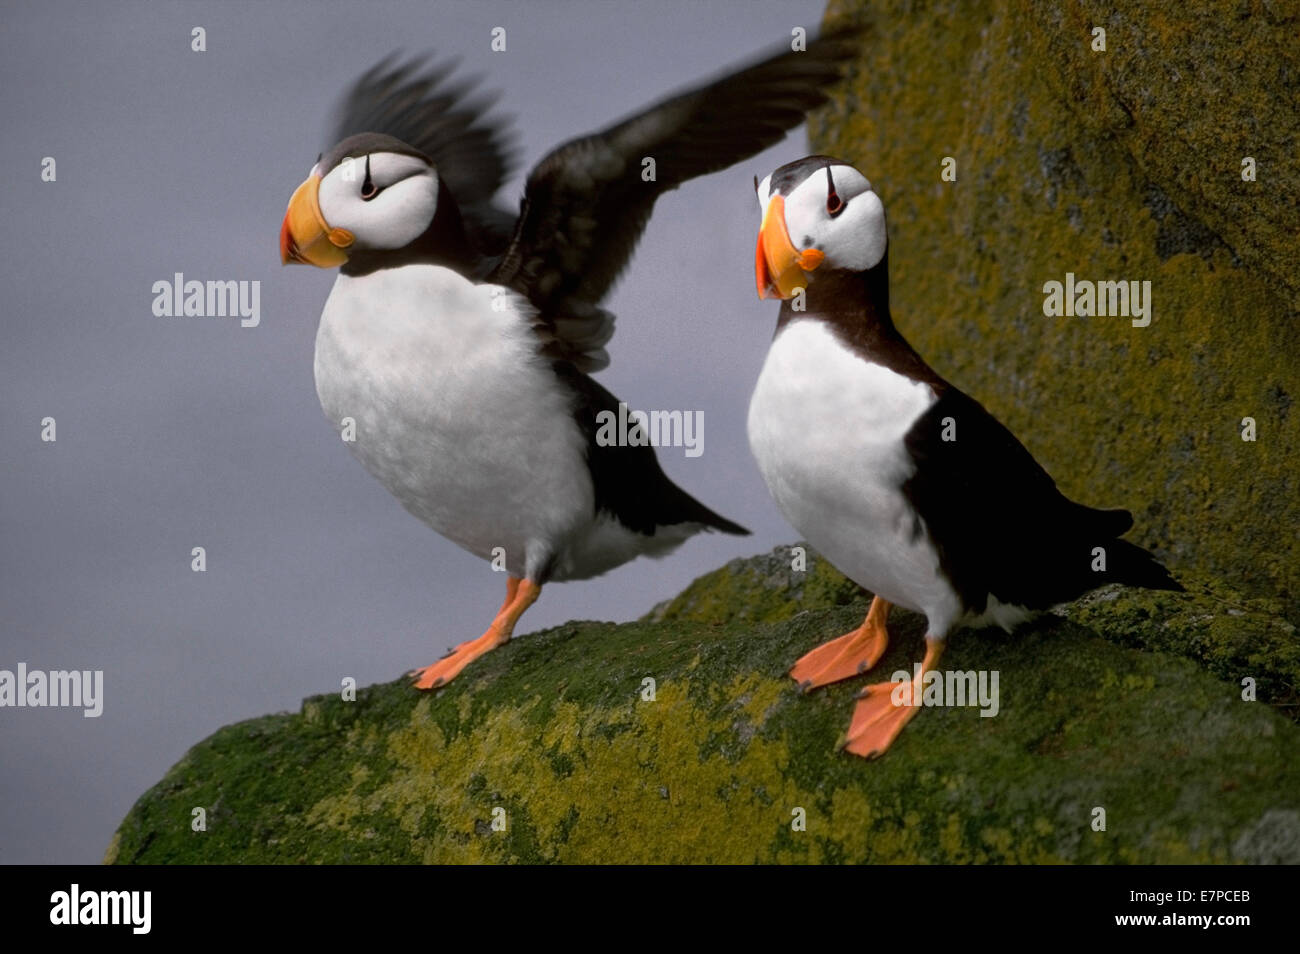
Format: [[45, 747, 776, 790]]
[[755, 194, 825, 299], [280, 174, 355, 267]]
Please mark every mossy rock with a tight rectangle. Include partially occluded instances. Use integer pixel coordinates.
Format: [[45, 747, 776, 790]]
[[107, 546, 1300, 864], [812, 0, 1299, 620], [644, 542, 865, 625]]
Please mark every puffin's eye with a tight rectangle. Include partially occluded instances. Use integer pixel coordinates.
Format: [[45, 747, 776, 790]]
[[825, 166, 845, 217], [360, 154, 381, 201]]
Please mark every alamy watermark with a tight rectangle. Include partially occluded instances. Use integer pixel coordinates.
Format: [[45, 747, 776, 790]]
[[0, 664, 103, 717], [1042, 272, 1152, 327], [594, 402, 704, 458], [50, 884, 150, 934], [151, 273, 260, 328], [889, 666, 1000, 717]]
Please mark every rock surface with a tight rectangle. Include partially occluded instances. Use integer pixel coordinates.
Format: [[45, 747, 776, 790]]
[[108, 546, 1300, 864]]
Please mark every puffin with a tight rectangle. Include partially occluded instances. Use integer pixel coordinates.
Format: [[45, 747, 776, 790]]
[[747, 156, 1181, 758], [279, 36, 860, 691]]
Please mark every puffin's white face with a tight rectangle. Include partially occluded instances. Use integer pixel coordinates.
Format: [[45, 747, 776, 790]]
[[281, 146, 439, 267], [754, 162, 886, 299], [316, 152, 439, 252]]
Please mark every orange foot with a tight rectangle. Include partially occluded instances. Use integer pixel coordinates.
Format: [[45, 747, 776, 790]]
[[791, 596, 892, 692], [411, 577, 540, 691], [840, 636, 944, 759]]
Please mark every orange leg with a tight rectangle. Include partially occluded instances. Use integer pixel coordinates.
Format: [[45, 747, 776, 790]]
[[495, 577, 521, 617], [411, 577, 540, 690], [839, 636, 945, 759], [790, 596, 892, 692]]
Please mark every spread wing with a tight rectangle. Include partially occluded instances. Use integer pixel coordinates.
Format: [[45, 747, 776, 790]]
[[491, 28, 863, 371], [329, 54, 520, 254]]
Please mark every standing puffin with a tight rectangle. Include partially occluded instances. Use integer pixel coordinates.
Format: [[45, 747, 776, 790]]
[[279, 37, 859, 690], [747, 156, 1181, 758]]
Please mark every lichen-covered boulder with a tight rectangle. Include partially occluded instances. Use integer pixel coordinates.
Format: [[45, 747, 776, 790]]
[[107, 546, 1300, 864], [812, 0, 1299, 618]]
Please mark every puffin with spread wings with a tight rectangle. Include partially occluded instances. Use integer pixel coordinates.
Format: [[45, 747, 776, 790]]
[[280, 36, 858, 689]]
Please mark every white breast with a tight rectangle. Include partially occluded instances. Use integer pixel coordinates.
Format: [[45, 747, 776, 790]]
[[747, 318, 965, 633], [313, 265, 595, 579]]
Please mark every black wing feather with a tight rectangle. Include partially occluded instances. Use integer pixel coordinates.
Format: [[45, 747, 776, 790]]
[[902, 387, 1179, 612], [491, 28, 863, 369]]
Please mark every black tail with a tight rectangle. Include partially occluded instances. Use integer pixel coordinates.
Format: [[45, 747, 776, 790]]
[[1069, 503, 1134, 538], [658, 482, 750, 536], [554, 361, 749, 537], [1004, 511, 1182, 610], [1104, 537, 1183, 592], [1063, 503, 1180, 592]]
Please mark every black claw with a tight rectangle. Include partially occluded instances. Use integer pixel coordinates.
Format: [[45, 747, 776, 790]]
[[798, 679, 813, 695]]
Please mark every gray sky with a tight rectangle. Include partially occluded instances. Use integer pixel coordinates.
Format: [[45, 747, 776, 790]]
[[0, 0, 831, 863]]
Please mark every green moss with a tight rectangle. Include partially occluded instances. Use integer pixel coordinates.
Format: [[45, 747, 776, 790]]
[[645, 543, 864, 625], [108, 547, 1300, 865], [1060, 578, 1299, 712], [815, 0, 1299, 620]]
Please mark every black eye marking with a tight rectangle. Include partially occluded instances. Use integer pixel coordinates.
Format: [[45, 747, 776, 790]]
[[360, 154, 380, 200], [753, 174, 760, 194], [825, 166, 845, 217], [316, 152, 323, 164]]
